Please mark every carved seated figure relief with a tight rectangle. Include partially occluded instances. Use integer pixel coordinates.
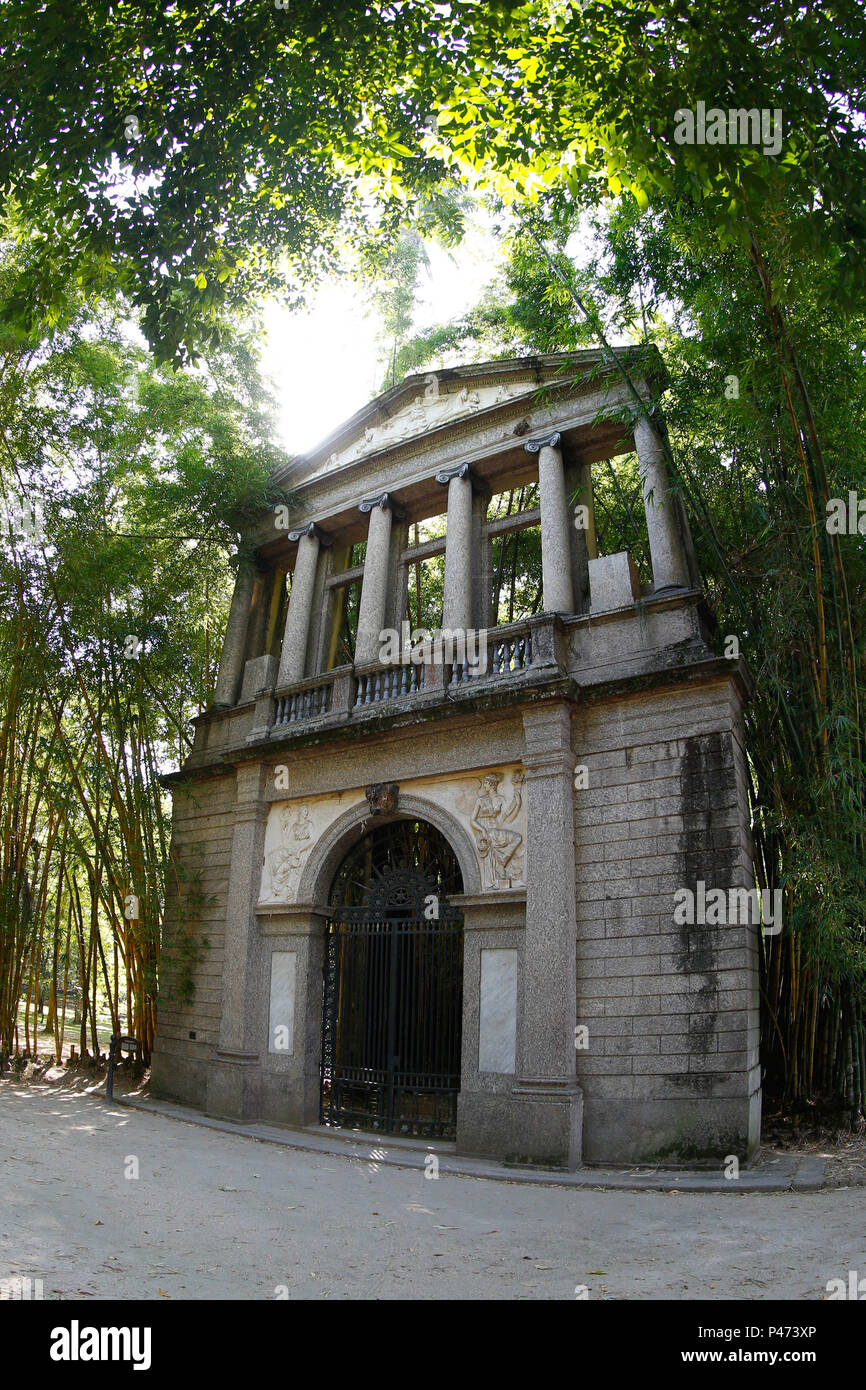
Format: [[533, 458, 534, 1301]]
[[266, 803, 312, 900], [470, 770, 525, 889]]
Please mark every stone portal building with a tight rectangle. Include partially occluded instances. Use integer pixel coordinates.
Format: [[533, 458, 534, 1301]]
[[151, 349, 760, 1168]]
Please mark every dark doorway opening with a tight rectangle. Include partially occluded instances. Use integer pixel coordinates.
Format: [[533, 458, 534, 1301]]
[[320, 819, 464, 1139]]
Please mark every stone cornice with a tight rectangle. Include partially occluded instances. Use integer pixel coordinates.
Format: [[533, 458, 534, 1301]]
[[250, 388, 649, 555]]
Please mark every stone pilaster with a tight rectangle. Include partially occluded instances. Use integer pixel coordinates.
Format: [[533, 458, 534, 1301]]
[[526, 432, 576, 615], [511, 702, 583, 1167], [633, 413, 688, 591], [206, 761, 270, 1121], [355, 492, 403, 665], [257, 904, 328, 1127], [213, 558, 257, 707], [436, 463, 475, 631], [277, 524, 329, 687]]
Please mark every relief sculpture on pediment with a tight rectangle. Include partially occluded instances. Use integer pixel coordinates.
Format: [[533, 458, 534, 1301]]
[[317, 380, 532, 476]]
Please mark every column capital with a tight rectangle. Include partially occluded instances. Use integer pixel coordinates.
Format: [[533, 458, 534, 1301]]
[[286, 521, 333, 546], [521, 701, 573, 757], [359, 491, 405, 519], [233, 760, 271, 807], [435, 462, 477, 487], [521, 749, 573, 779], [524, 431, 561, 455]]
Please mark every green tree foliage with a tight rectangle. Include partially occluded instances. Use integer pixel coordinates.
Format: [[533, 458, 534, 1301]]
[[371, 229, 431, 391], [432, 1, 866, 292], [0, 220, 290, 1059], [0, 0, 468, 362], [2, 1, 864, 359]]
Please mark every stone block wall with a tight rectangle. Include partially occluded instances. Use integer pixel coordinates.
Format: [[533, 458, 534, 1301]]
[[149, 772, 237, 1107], [150, 666, 760, 1167], [572, 676, 760, 1163]]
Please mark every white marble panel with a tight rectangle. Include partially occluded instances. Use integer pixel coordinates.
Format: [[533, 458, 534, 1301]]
[[479, 948, 518, 1073], [268, 951, 296, 1055]]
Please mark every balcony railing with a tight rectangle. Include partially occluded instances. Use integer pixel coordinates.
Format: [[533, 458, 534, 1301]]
[[274, 677, 334, 727], [250, 617, 560, 743], [451, 626, 533, 683], [355, 662, 425, 708]]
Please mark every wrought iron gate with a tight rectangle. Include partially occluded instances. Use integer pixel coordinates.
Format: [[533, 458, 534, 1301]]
[[320, 860, 464, 1139]]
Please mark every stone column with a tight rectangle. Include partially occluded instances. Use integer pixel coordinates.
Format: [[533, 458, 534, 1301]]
[[473, 487, 495, 629], [213, 557, 257, 707], [511, 703, 583, 1168], [565, 458, 596, 614], [436, 463, 474, 630], [206, 761, 270, 1122], [355, 492, 403, 666], [633, 413, 688, 591], [525, 432, 575, 615], [277, 523, 329, 687], [578, 461, 598, 562]]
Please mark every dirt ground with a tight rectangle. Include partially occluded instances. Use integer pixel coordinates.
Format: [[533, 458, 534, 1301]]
[[10, 1057, 866, 1186], [1, 1073, 865, 1301]]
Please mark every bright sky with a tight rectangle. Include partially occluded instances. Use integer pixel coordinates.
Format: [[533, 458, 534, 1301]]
[[260, 218, 503, 458]]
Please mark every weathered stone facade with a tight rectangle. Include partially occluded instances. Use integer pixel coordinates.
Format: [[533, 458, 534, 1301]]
[[151, 349, 761, 1167]]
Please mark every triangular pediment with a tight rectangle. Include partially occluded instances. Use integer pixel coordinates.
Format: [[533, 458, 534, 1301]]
[[272, 349, 659, 489]]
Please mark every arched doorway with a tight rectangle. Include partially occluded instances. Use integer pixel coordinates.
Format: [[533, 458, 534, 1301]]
[[320, 818, 464, 1139]]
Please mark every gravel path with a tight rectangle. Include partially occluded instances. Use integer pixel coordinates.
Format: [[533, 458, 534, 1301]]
[[1, 1085, 863, 1300]]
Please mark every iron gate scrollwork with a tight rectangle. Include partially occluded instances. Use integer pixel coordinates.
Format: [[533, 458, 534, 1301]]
[[320, 823, 464, 1139]]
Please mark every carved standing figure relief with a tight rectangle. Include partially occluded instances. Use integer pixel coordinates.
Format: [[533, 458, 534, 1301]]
[[266, 803, 312, 900], [470, 771, 525, 890]]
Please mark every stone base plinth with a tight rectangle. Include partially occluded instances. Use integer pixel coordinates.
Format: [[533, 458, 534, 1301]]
[[505, 1080, 584, 1169], [581, 1090, 761, 1166], [150, 1053, 208, 1110], [256, 1067, 318, 1128], [459, 1080, 584, 1169], [205, 1053, 263, 1123]]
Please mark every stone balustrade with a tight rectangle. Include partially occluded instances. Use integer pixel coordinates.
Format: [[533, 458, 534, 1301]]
[[274, 677, 334, 726], [243, 617, 561, 743], [354, 661, 426, 707]]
